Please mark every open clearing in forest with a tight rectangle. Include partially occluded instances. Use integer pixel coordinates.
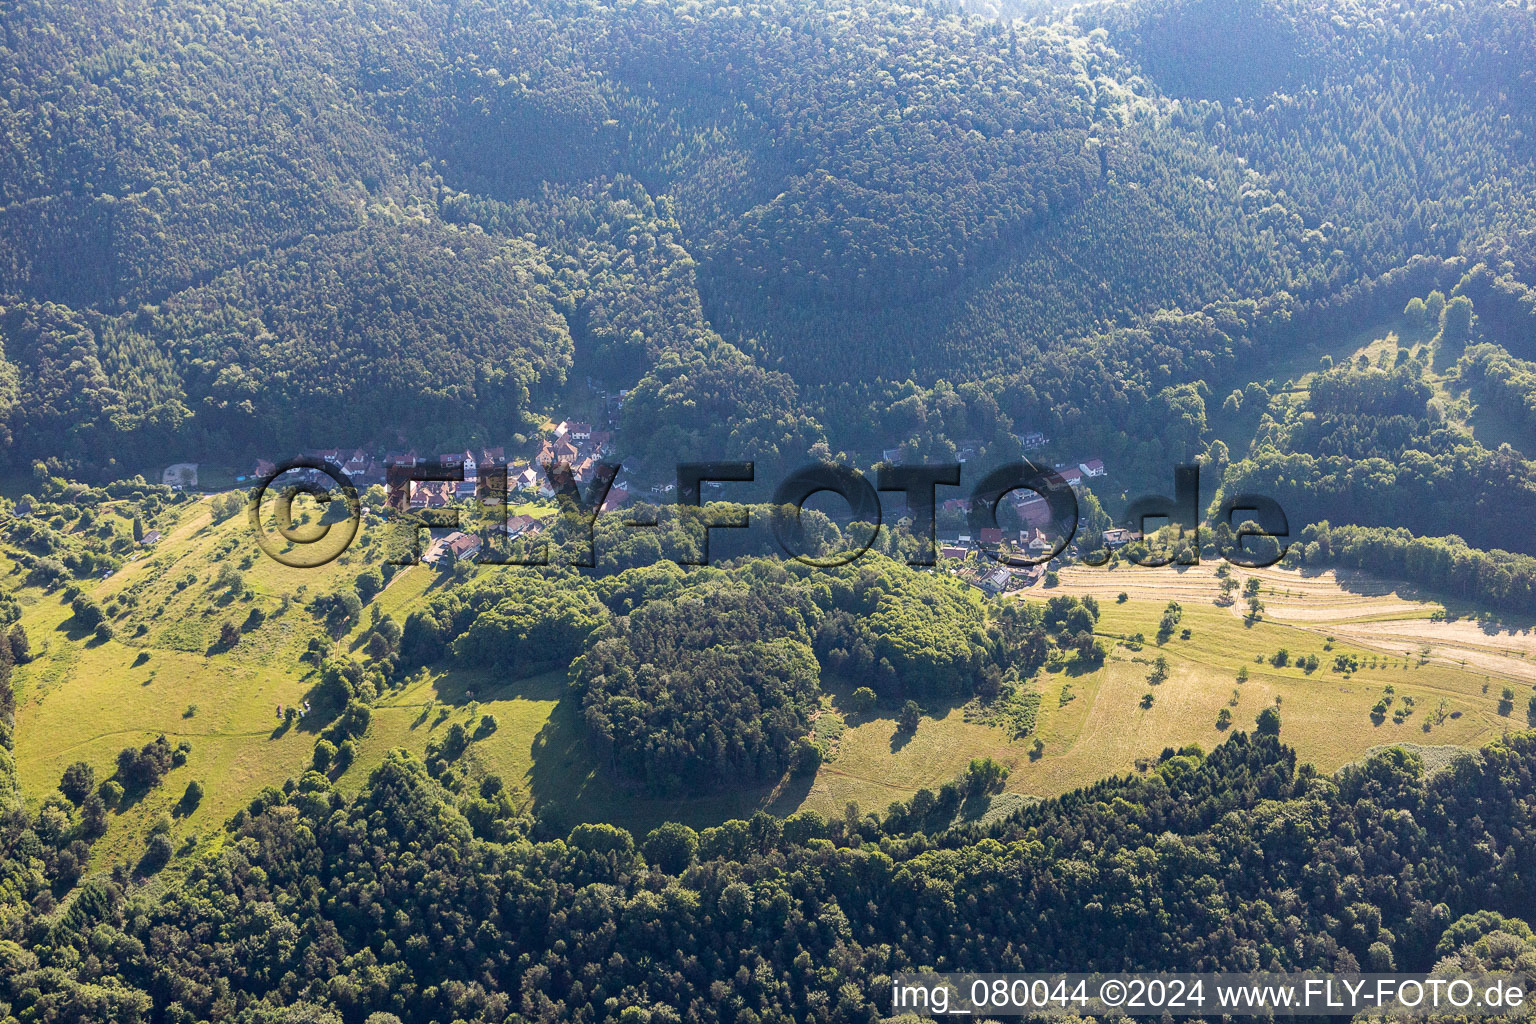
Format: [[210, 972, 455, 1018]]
[[11, 497, 1531, 852], [793, 561, 1529, 820]]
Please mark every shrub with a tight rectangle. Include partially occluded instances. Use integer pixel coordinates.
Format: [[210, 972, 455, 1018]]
[[116, 735, 174, 791], [848, 686, 877, 714], [60, 761, 95, 805], [138, 834, 174, 874], [965, 757, 1008, 795], [70, 594, 104, 630], [313, 739, 337, 771], [792, 736, 822, 774]]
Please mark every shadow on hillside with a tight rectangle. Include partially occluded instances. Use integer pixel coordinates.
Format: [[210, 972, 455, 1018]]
[[525, 694, 811, 836], [1062, 656, 1102, 678], [432, 667, 566, 707], [54, 616, 97, 643], [266, 679, 334, 739], [1290, 564, 1536, 635]]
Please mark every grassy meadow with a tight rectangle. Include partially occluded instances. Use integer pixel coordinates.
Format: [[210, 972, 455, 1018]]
[[7, 491, 1532, 864]]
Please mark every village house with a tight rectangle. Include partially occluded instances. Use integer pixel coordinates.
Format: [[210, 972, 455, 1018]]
[[536, 436, 580, 467], [1079, 458, 1106, 478], [1012, 493, 1055, 529], [1015, 430, 1048, 450], [409, 481, 455, 508], [506, 514, 545, 538], [1022, 528, 1053, 559], [423, 531, 482, 566], [513, 465, 540, 492]]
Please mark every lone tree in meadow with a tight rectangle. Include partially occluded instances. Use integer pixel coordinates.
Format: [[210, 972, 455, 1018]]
[[59, 762, 95, 805], [897, 700, 922, 733]]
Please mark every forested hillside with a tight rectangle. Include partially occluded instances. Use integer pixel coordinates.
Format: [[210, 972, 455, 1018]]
[[5, 0, 1536, 487]]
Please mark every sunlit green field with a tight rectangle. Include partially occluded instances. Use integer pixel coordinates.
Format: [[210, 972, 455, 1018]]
[[9, 493, 1530, 861]]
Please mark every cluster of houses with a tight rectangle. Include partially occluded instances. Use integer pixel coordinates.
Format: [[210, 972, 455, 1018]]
[[238, 417, 638, 564], [239, 422, 1119, 579], [247, 419, 631, 527], [879, 430, 1056, 470], [932, 456, 1148, 595], [937, 457, 1107, 532]]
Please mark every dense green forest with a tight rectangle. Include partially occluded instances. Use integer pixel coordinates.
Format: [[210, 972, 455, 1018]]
[[5, 0, 1536, 487]]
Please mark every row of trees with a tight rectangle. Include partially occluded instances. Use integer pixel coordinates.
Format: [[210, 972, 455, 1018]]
[[1289, 522, 1536, 615]]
